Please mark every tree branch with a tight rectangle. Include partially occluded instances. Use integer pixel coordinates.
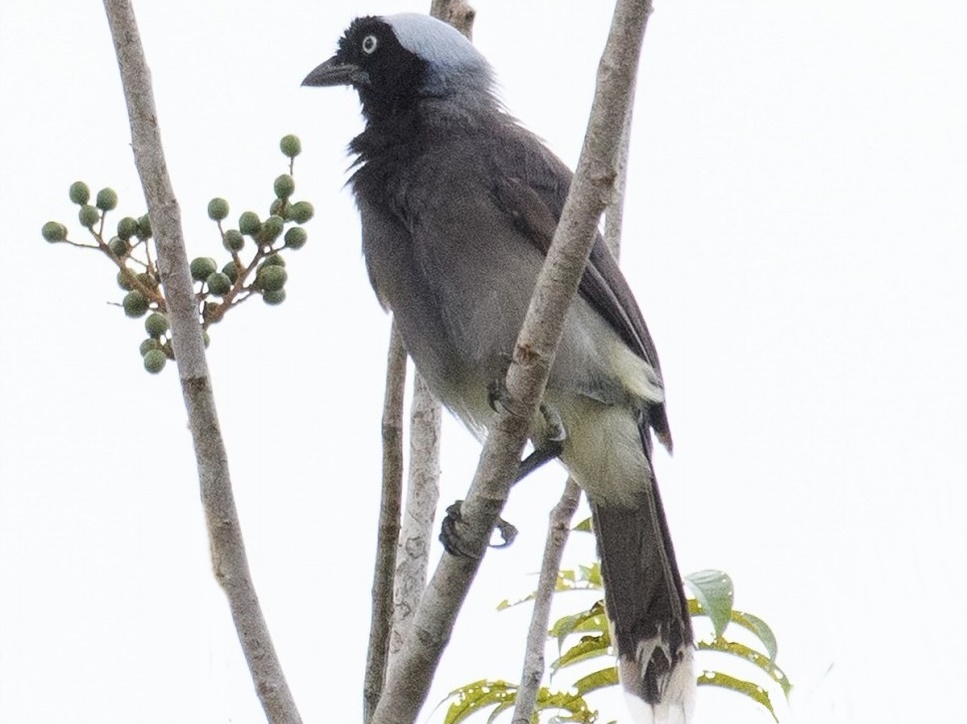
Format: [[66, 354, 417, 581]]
[[101, 2, 301, 722], [364, 323, 408, 724], [370, 2, 654, 722]]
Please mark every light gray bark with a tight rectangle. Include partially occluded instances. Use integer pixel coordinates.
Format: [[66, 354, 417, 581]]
[[102, 2, 301, 722]]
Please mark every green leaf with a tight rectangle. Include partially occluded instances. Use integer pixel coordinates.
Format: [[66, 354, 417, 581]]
[[698, 670, 779, 722], [698, 639, 792, 696], [550, 601, 608, 649], [685, 569, 734, 637], [444, 680, 517, 724], [571, 666, 619, 696], [732, 610, 779, 662], [551, 634, 611, 673], [573, 516, 593, 533]]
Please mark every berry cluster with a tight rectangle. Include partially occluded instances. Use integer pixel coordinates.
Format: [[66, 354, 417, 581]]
[[42, 135, 312, 374]]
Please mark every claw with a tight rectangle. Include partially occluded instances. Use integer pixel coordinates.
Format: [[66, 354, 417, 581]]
[[439, 499, 519, 556]]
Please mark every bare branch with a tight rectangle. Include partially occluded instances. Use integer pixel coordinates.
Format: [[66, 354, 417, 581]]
[[370, 2, 654, 722], [390, 374, 441, 661], [430, 0, 477, 39], [101, 2, 301, 722], [364, 324, 408, 724], [511, 479, 582, 723]]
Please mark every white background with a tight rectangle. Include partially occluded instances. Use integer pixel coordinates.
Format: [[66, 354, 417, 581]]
[[1, 1, 965, 722]]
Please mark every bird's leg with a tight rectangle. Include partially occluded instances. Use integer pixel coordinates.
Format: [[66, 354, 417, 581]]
[[440, 388, 569, 558]]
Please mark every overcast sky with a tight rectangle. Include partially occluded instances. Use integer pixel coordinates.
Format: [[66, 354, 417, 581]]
[[1, 1, 965, 723]]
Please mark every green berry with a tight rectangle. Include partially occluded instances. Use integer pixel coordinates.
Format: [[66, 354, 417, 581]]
[[223, 229, 244, 252], [122, 290, 150, 318], [139, 338, 162, 356], [284, 227, 307, 250], [222, 261, 239, 284], [41, 221, 67, 243], [96, 188, 118, 211], [257, 264, 287, 292], [280, 134, 301, 158], [189, 257, 218, 282], [258, 215, 284, 243], [108, 236, 128, 257], [202, 330, 211, 348], [262, 253, 285, 268], [144, 312, 169, 338], [288, 201, 314, 224], [137, 214, 152, 239], [143, 349, 167, 374], [274, 174, 295, 199], [269, 198, 285, 217], [206, 271, 232, 296], [263, 289, 286, 305], [238, 211, 261, 237], [117, 216, 139, 240], [117, 269, 136, 291], [208, 197, 229, 221], [137, 271, 159, 289], [78, 204, 100, 228], [69, 181, 90, 205]]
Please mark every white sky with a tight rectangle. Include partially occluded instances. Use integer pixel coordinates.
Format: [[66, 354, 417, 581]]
[[1, 1, 965, 723]]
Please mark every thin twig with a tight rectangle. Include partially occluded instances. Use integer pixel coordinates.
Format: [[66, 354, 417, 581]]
[[511, 479, 582, 723], [369, 2, 654, 722], [101, 2, 301, 722], [364, 323, 408, 724]]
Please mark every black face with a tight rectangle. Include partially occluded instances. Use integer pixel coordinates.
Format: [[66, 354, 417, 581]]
[[308, 16, 428, 119]]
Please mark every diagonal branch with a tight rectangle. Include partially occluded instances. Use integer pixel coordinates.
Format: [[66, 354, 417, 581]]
[[102, 2, 301, 722], [370, 2, 654, 722]]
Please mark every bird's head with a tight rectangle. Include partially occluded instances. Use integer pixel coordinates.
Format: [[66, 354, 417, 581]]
[[302, 13, 493, 118]]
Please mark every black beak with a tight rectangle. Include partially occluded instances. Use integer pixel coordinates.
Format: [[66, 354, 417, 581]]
[[302, 55, 370, 87]]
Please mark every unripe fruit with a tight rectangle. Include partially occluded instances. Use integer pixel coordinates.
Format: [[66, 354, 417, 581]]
[[263, 289, 286, 305], [223, 229, 244, 252], [274, 174, 295, 199], [203, 330, 211, 348], [137, 214, 152, 239], [257, 265, 287, 292], [41, 221, 67, 243], [145, 312, 169, 338], [222, 261, 239, 284], [284, 227, 307, 250], [288, 201, 314, 224], [206, 271, 232, 296], [117, 216, 139, 240], [78, 204, 100, 228], [139, 338, 162, 356], [259, 215, 284, 243], [137, 272, 158, 289], [143, 349, 167, 374], [190, 257, 218, 282], [262, 253, 285, 268], [208, 197, 229, 221], [108, 237, 128, 257], [96, 188, 118, 211], [69, 181, 90, 205], [117, 269, 136, 291], [280, 134, 301, 158], [269, 198, 284, 217], [238, 211, 261, 237], [123, 290, 150, 318]]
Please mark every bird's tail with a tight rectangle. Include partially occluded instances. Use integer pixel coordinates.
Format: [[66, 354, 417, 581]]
[[591, 475, 694, 723]]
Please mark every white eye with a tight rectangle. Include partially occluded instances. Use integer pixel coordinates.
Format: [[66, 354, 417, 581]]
[[361, 35, 378, 54]]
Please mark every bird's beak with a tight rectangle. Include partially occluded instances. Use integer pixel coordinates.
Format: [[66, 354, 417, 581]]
[[302, 55, 370, 87]]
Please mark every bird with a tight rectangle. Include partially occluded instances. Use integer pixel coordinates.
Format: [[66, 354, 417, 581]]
[[303, 13, 694, 723]]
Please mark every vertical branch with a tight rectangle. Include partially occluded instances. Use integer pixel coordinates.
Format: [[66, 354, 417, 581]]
[[101, 2, 301, 722], [364, 324, 408, 724], [510, 479, 582, 723], [389, 374, 441, 662]]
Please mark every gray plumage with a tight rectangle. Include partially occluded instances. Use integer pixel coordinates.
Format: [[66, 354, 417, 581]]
[[304, 13, 694, 723]]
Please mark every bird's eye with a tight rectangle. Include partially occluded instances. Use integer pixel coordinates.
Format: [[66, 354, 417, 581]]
[[361, 35, 378, 54]]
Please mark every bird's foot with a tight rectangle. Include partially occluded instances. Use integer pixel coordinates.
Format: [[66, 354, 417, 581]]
[[515, 403, 567, 483], [439, 500, 519, 558]]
